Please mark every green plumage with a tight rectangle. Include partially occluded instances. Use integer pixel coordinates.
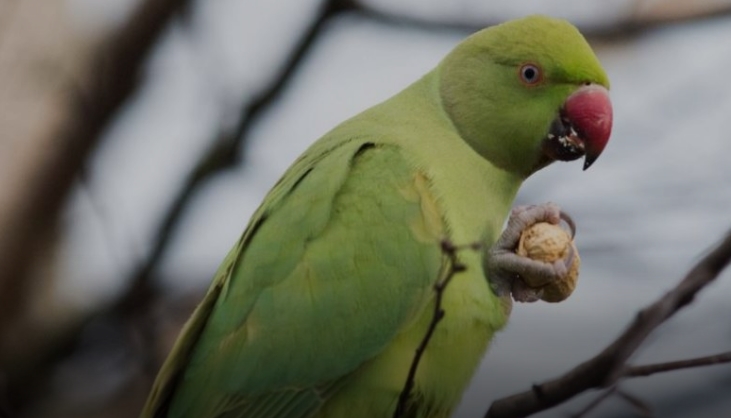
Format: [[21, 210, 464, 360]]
[[141, 15, 609, 418]]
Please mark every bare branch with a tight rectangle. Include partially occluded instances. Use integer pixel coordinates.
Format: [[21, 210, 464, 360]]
[[393, 241, 478, 417], [485, 231, 731, 418], [624, 351, 731, 378], [570, 386, 617, 418], [572, 350, 731, 417], [615, 388, 654, 417]]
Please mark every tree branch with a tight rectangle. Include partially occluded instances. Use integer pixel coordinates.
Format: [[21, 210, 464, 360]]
[[393, 241, 478, 418], [572, 350, 731, 417], [624, 351, 731, 378], [614, 388, 653, 417], [485, 230, 731, 418], [571, 386, 617, 418]]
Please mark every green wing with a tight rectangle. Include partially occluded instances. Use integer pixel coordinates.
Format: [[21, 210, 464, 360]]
[[141, 139, 446, 418]]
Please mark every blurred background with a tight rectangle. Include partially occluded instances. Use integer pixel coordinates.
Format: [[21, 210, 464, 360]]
[[1, 1, 730, 417]]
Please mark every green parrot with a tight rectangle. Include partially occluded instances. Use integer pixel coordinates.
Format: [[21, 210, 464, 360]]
[[141, 14, 612, 418]]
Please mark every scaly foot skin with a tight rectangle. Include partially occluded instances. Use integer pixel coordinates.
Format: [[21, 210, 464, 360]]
[[486, 202, 576, 303]]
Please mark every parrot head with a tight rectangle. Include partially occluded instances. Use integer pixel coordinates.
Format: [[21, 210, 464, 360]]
[[438, 15, 612, 177]]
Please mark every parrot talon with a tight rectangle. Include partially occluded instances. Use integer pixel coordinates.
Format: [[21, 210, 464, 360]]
[[559, 211, 576, 238], [486, 202, 575, 303], [562, 241, 576, 271]]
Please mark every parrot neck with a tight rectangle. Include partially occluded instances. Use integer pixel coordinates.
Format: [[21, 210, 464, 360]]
[[378, 72, 524, 245]]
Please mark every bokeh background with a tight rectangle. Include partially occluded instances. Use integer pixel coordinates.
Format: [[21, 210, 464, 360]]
[[1, 1, 730, 417]]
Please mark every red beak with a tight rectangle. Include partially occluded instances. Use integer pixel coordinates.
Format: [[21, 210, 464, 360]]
[[563, 84, 613, 170]]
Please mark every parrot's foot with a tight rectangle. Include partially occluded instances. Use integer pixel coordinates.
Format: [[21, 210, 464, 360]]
[[486, 202, 576, 303]]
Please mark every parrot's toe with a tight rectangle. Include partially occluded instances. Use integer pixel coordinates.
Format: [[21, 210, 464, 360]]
[[510, 279, 543, 303], [486, 203, 575, 303]]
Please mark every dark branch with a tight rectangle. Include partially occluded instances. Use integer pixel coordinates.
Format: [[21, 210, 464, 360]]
[[624, 351, 731, 378], [393, 241, 478, 418], [570, 386, 617, 418], [485, 230, 731, 418], [615, 389, 653, 417], [573, 350, 731, 417]]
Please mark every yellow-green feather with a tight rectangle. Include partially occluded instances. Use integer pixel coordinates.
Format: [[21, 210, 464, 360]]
[[141, 14, 609, 418]]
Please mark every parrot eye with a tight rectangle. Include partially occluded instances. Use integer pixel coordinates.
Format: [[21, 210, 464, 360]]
[[519, 63, 542, 85]]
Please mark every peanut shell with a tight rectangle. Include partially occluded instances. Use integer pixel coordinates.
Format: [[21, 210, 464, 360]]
[[516, 222, 580, 302]]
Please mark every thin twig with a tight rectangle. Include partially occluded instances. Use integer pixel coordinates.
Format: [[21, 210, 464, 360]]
[[486, 230, 731, 418], [570, 386, 617, 418], [570, 351, 731, 418], [615, 388, 654, 417], [624, 351, 731, 378], [393, 240, 479, 418]]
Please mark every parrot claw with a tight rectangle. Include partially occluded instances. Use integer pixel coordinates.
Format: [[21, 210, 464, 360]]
[[485, 203, 575, 303]]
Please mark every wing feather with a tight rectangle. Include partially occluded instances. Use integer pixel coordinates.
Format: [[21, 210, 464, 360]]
[[141, 140, 445, 418]]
